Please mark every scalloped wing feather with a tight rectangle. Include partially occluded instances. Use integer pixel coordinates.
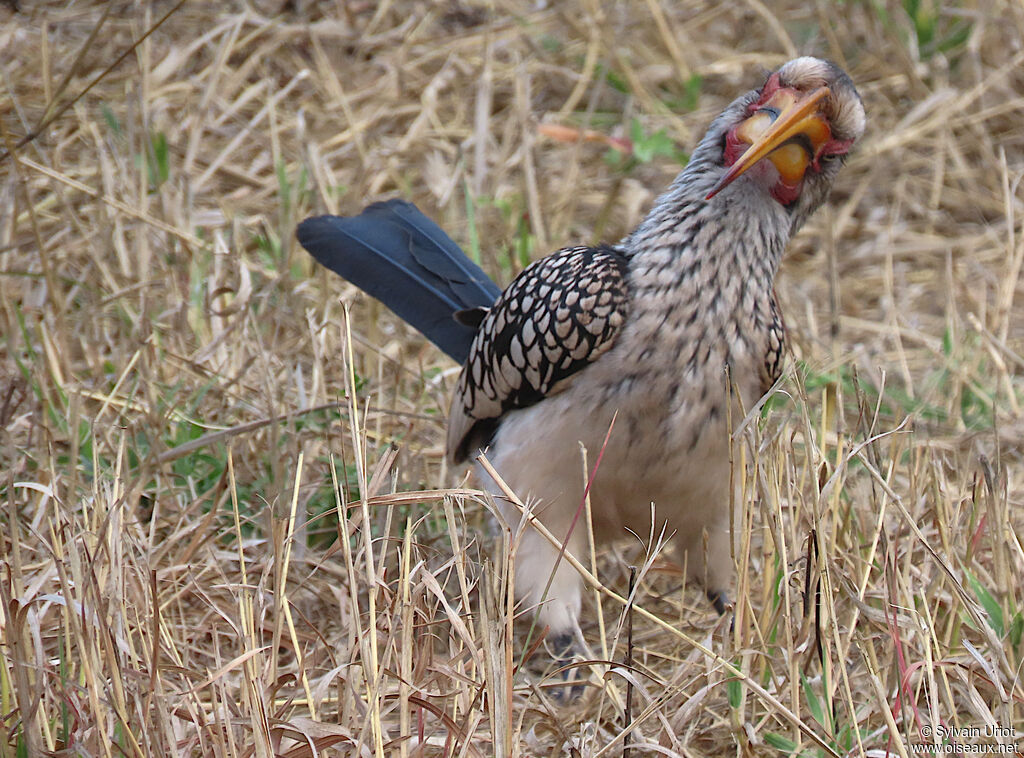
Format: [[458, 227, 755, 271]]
[[446, 245, 630, 463]]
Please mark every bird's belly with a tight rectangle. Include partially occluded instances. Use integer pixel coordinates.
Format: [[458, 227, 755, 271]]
[[484, 378, 734, 545], [587, 406, 732, 544]]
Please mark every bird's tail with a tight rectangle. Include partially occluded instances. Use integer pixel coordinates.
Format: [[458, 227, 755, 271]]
[[297, 200, 500, 364]]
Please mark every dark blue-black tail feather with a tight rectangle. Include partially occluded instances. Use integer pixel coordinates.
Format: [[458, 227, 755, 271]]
[[297, 200, 500, 364]]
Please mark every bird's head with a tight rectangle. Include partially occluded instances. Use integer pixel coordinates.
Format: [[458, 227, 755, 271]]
[[703, 57, 865, 222]]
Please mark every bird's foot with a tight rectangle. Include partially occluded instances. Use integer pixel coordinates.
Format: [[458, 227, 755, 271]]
[[707, 589, 736, 633], [547, 631, 576, 659], [707, 588, 732, 616], [543, 631, 585, 703]]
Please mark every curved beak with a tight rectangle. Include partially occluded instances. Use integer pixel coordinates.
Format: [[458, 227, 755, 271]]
[[706, 86, 831, 200]]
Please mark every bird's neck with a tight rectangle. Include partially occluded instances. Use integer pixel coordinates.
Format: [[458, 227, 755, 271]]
[[624, 167, 792, 297]]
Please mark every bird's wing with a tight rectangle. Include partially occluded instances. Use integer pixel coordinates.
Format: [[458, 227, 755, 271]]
[[446, 245, 631, 463], [759, 293, 786, 395], [297, 200, 501, 364]]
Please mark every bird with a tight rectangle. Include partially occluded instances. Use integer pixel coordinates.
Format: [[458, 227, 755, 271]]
[[297, 57, 865, 654]]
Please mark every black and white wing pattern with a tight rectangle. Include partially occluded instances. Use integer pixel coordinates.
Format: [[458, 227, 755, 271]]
[[446, 245, 631, 463], [759, 293, 786, 395]]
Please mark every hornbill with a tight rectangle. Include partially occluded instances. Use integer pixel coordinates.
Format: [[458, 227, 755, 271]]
[[298, 57, 865, 651]]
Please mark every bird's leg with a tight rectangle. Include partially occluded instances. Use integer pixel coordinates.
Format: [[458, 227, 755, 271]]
[[500, 494, 594, 700], [678, 517, 734, 615], [512, 521, 586, 643], [704, 521, 733, 612]]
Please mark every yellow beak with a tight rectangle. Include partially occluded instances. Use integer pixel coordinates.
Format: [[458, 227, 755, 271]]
[[706, 86, 831, 200]]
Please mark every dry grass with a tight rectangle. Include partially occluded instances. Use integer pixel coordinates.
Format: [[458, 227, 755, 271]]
[[1, 1, 1023, 755]]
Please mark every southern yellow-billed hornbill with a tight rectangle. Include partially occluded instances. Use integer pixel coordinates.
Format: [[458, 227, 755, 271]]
[[298, 57, 865, 650]]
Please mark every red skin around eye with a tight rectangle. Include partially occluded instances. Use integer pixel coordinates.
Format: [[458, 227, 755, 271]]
[[758, 73, 782, 104], [812, 137, 855, 170]]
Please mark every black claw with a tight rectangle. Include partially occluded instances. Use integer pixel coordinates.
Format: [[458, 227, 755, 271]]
[[707, 589, 736, 633], [707, 589, 730, 616]]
